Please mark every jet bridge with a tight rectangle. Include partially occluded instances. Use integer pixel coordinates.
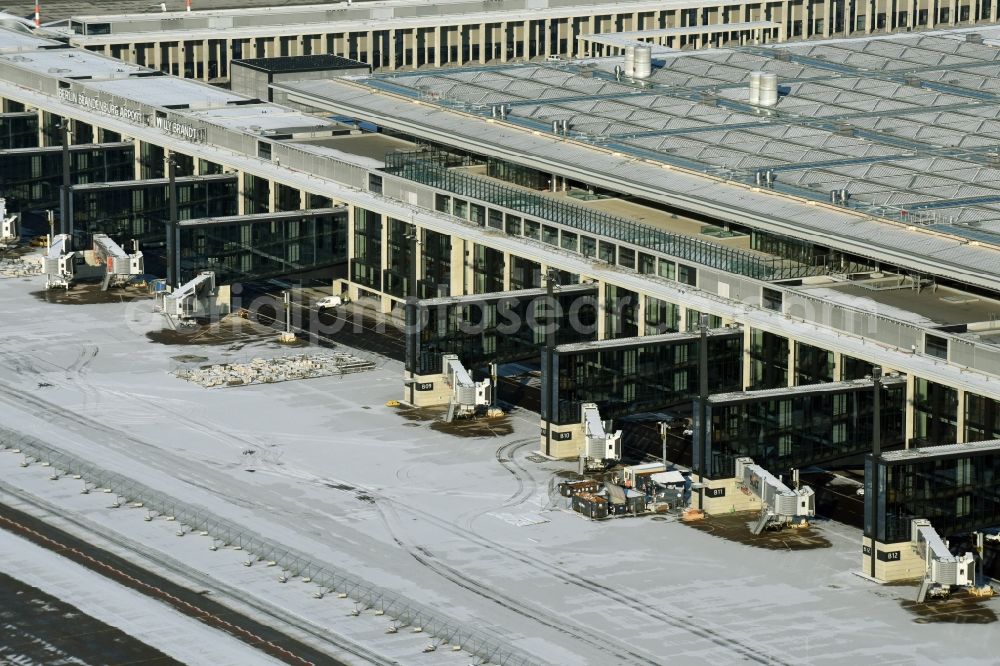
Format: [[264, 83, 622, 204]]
[[0, 197, 18, 247], [443, 353, 492, 422], [44, 234, 75, 289], [735, 457, 815, 534], [91, 233, 143, 290], [161, 271, 217, 321], [911, 519, 979, 603], [580, 402, 622, 472]]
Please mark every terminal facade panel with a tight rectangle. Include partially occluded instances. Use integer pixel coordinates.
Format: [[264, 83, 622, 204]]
[[178, 208, 347, 284], [0, 111, 38, 149], [403, 285, 599, 407], [699, 378, 907, 480], [69, 174, 238, 246], [542, 329, 743, 427], [0, 142, 134, 212]]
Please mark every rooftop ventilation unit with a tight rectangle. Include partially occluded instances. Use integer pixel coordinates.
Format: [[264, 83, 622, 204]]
[[633, 45, 652, 79], [624, 45, 635, 78], [749, 71, 762, 104], [759, 72, 778, 107]]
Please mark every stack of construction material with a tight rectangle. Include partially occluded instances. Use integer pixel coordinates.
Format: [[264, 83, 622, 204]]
[[174, 352, 376, 388], [0, 258, 41, 278]]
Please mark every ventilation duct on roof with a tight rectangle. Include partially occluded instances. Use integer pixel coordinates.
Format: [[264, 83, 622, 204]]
[[749, 71, 762, 105], [633, 46, 652, 79], [624, 46, 635, 78], [759, 72, 778, 107]]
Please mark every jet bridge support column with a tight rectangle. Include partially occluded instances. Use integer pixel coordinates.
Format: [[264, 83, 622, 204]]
[[60, 121, 70, 237], [697, 313, 709, 510], [167, 154, 179, 287]]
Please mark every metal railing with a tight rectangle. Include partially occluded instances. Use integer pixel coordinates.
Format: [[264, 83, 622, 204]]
[[384, 151, 824, 282], [0, 426, 541, 666]]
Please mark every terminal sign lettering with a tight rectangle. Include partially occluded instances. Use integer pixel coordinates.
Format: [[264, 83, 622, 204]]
[[58, 89, 145, 124], [154, 116, 207, 143], [58, 89, 206, 143], [863, 545, 901, 561]]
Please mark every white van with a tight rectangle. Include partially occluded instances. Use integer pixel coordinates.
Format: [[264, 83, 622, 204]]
[[316, 295, 343, 310]]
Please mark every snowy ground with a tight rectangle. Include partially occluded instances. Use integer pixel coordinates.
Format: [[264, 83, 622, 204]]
[[0, 275, 997, 666], [0, 525, 282, 666]]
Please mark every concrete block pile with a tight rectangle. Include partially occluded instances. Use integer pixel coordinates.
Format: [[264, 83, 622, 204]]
[[0, 258, 42, 278], [174, 352, 376, 388]]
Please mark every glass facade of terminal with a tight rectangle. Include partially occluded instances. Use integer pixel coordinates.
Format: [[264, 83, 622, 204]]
[[644, 296, 681, 335], [384, 150, 824, 282], [510, 256, 541, 291], [419, 228, 451, 299], [966, 393, 1000, 443], [544, 330, 742, 427], [384, 217, 418, 298], [405, 285, 599, 376], [750, 329, 789, 390], [841, 354, 876, 381], [351, 207, 382, 291], [349, 210, 456, 300], [913, 378, 959, 447], [606, 285, 639, 339], [37, 113, 100, 149], [795, 342, 834, 385], [244, 173, 270, 215], [70, 175, 238, 245], [276, 183, 301, 212], [178, 209, 347, 284], [0, 112, 39, 150], [473, 244, 505, 293], [702, 379, 907, 479], [685, 309, 722, 332], [139, 142, 166, 179], [867, 442, 1000, 544], [0, 143, 134, 211], [487, 157, 548, 190], [40, 111, 61, 147]]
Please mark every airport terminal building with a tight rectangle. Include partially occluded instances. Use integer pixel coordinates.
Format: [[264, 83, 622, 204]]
[[3, 17, 1000, 553], [37, 0, 1000, 84]]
